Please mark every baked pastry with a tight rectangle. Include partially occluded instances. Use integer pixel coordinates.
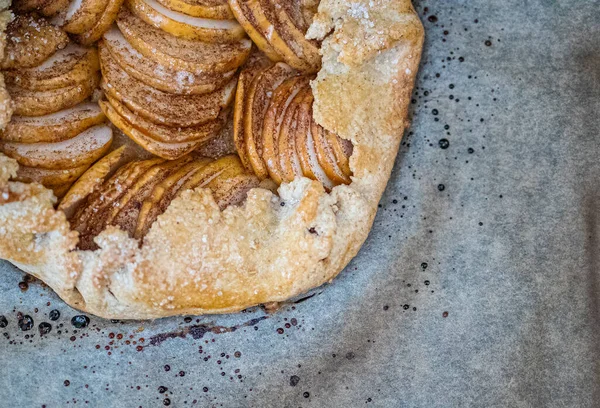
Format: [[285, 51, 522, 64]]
[[0, 0, 423, 319]]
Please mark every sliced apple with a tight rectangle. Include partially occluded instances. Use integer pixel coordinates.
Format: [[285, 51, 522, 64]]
[[323, 129, 353, 178], [155, 0, 233, 19], [135, 157, 212, 239], [294, 87, 338, 189], [71, 0, 126, 45], [40, 0, 72, 16], [1, 15, 70, 70], [71, 157, 164, 250], [228, 0, 282, 62], [198, 156, 246, 208], [261, 76, 307, 184], [278, 1, 308, 32], [60, 0, 110, 34], [127, 0, 245, 43], [117, 7, 252, 73], [179, 154, 242, 192], [277, 87, 305, 184], [233, 61, 273, 171], [5, 44, 99, 91], [100, 46, 236, 127], [210, 170, 259, 209], [10, 73, 100, 117], [294, 88, 316, 182], [0, 124, 113, 170], [102, 26, 235, 95], [243, 62, 295, 179], [99, 100, 206, 159], [294, 94, 334, 190], [229, 0, 315, 72], [14, 163, 90, 187], [270, 1, 320, 73], [59, 145, 133, 218], [104, 95, 224, 144], [204, 156, 245, 184], [1, 103, 105, 143], [107, 156, 194, 236], [310, 104, 351, 185]]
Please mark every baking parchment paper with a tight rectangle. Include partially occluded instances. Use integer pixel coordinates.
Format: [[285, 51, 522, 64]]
[[1, 0, 599, 406]]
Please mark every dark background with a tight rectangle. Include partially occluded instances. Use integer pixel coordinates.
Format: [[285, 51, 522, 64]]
[[1, 1, 599, 406]]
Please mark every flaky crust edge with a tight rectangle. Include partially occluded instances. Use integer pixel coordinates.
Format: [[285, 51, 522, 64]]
[[0, 0, 423, 319]]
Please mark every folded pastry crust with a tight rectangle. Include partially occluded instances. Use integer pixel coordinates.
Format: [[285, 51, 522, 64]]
[[0, 0, 423, 319]]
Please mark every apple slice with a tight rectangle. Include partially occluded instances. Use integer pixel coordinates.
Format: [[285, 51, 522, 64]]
[[311, 108, 351, 185], [104, 95, 224, 144], [1, 15, 70, 70], [71, 157, 164, 250], [179, 154, 242, 192], [0, 124, 113, 170], [5, 44, 99, 91], [14, 163, 90, 187], [117, 7, 252, 73], [243, 63, 296, 179], [294, 90, 315, 181], [100, 46, 237, 127], [233, 61, 273, 171], [59, 145, 133, 218], [60, 0, 110, 34], [99, 100, 207, 159], [270, 1, 320, 73], [40, 0, 72, 16], [9, 73, 100, 117], [229, 0, 315, 72], [277, 87, 305, 184], [107, 156, 195, 236], [1, 103, 105, 144], [323, 129, 353, 178], [135, 157, 212, 239], [200, 156, 246, 204], [102, 26, 235, 95], [261, 76, 307, 184], [72, 0, 126, 45], [277, 1, 309, 32], [127, 0, 245, 43], [228, 0, 282, 62], [295, 89, 334, 190], [210, 170, 259, 209], [155, 0, 233, 19]]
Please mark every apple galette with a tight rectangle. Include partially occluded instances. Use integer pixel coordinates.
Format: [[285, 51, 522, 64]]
[[0, 0, 423, 319]]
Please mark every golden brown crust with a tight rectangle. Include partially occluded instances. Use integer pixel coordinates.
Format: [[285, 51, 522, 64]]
[[0, 0, 423, 319]]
